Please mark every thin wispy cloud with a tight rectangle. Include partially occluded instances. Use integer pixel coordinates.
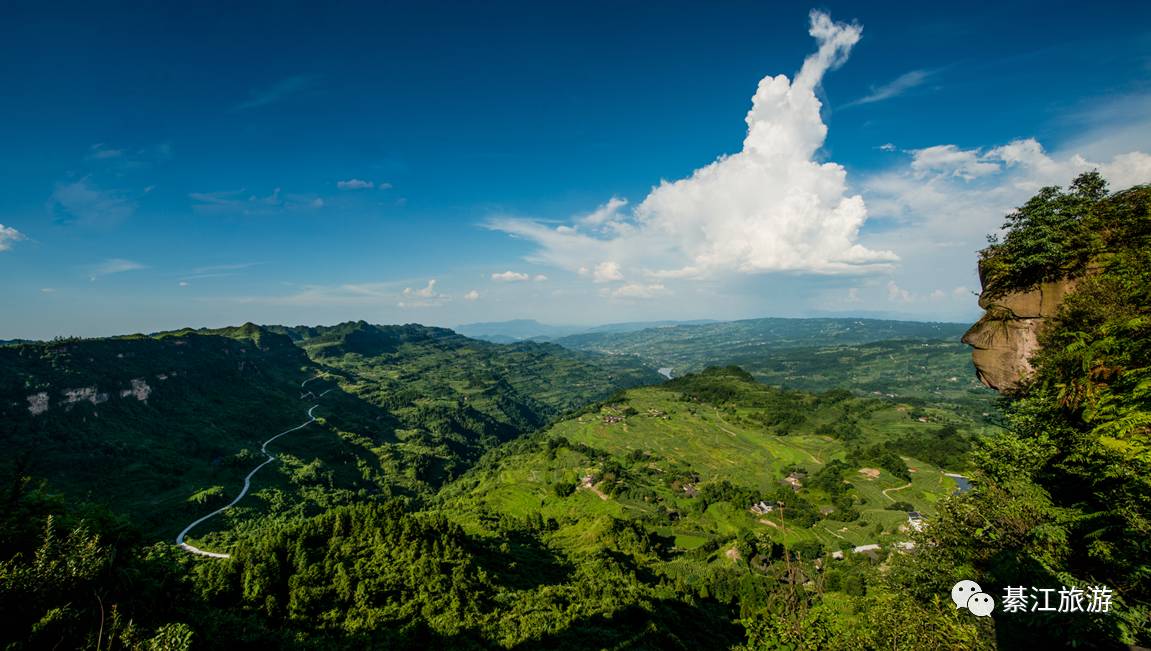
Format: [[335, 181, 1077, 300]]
[[83, 142, 173, 170], [190, 188, 325, 216], [45, 143, 171, 232], [86, 143, 124, 160], [89, 258, 147, 281], [178, 262, 263, 283], [48, 178, 137, 226], [844, 69, 935, 107], [191, 262, 262, 275], [188, 189, 245, 206], [233, 75, 317, 111], [605, 283, 668, 300], [222, 280, 411, 307]]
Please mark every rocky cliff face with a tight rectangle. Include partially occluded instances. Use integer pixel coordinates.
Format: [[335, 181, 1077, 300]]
[[962, 275, 1078, 392]]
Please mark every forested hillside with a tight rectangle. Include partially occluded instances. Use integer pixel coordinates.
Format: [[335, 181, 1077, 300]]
[[0, 325, 351, 536], [894, 174, 1151, 648], [551, 318, 994, 413], [264, 321, 662, 485], [0, 322, 656, 545]]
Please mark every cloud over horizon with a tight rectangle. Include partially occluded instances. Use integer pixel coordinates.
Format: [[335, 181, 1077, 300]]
[[853, 135, 1151, 313], [491, 11, 897, 288], [864, 137, 1151, 235]]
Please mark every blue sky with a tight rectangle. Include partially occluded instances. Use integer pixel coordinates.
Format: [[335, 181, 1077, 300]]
[[2, 1, 1150, 338]]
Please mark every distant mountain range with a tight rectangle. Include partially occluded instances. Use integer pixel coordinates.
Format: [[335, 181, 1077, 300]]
[[453, 318, 718, 343], [552, 316, 970, 357]]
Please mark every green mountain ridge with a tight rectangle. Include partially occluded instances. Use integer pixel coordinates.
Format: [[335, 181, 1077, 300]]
[[454, 318, 720, 343], [0, 320, 662, 544]]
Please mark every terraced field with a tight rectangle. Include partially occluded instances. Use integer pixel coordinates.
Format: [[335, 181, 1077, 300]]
[[440, 368, 989, 556]]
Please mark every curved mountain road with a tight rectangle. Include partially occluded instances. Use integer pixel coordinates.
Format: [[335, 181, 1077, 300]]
[[882, 481, 914, 502], [176, 400, 321, 558]]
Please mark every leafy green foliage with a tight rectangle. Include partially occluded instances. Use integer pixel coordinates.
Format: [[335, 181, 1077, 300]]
[[0, 469, 196, 649], [979, 172, 1149, 296], [876, 176, 1151, 649], [189, 501, 742, 648]]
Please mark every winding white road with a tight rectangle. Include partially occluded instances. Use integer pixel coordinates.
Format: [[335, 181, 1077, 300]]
[[175, 399, 321, 559]]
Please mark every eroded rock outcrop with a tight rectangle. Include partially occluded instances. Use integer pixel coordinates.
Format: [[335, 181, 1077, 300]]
[[63, 386, 110, 406], [962, 276, 1078, 392], [120, 378, 152, 401], [27, 392, 49, 415]]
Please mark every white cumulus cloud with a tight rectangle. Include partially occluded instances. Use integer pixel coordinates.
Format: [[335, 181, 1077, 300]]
[[491, 270, 530, 282], [337, 178, 375, 190], [910, 145, 1001, 180], [399, 279, 450, 308], [585, 261, 623, 283], [464, 289, 480, 301], [489, 11, 896, 284], [865, 138, 1151, 235], [855, 135, 1151, 316], [0, 224, 25, 251], [580, 196, 628, 227], [403, 279, 443, 298], [886, 280, 913, 303]]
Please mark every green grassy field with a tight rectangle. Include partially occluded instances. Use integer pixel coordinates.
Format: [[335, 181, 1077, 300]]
[[438, 368, 985, 562]]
